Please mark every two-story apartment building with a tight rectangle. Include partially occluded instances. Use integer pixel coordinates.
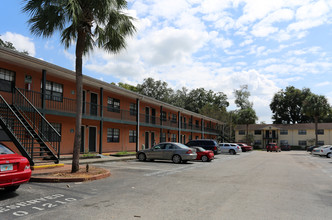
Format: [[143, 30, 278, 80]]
[[0, 47, 222, 165], [235, 123, 332, 149]]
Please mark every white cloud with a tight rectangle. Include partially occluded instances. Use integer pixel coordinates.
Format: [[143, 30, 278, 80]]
[[1, 32, 35, 56]]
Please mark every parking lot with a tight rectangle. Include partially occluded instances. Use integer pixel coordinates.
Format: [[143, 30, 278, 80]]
[[1, 150, 332, 220]]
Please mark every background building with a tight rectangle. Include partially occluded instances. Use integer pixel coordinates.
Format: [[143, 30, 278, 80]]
[[235, 123, 332, 149]]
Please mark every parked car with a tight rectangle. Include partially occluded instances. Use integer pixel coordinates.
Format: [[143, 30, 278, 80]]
[[312, 145, 332, 158], [237, 143, 253, 152], [307, 146, 319, 152], [219, 143, 242, 155], [312, 146, 326, 156], [192, 147, 214, 162], [280, 144, 291, 151], [266, 143, 281, 152], [185, 139, 221, 155], [0, 143, 31, 192], [136, 142, 197, 164]]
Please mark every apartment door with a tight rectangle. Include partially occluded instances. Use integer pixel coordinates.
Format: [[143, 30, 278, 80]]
[[151, 132, 155, 146], [90, 93, 98, 116], [145, 131, 149, 149], [80, 126, 85, 153], [145, 107, 150, 123], [82, 91, 86, 114], [88, 127, 97, 152], [151, 108, 156, 124]]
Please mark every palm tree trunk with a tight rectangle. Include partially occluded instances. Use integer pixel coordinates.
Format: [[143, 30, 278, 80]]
[[72, 30, 85, 173], [315, 117, 318, 147]]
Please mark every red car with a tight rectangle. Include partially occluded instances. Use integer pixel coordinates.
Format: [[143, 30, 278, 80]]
[[0, 143, 31, 192], [237, 143, 253, 152], [266, 143, 281, 152], [193, 147, 214, 162]]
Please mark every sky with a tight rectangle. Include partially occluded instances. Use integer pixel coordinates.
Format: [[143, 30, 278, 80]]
[[1, 0, 332, 124]]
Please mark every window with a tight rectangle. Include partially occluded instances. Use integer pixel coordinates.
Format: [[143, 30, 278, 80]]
[[171, 134, 177, 142], [280, 130, 288, 135], [161, 111, 167, 121], [280, 140, 288, 145], [160, 133, 166, 142], [189, 117, 192, 127], [171, 114, 177, 123], [129, 103, 137, 116], [107, 128, 120, 142], [239, 130, 245, 135], [317, 141, 324, 146], [317, 129, 324, 135], [0, 68, 15, 92], [41, 81, 63, 102], [41, 122, 61, 142], [254, 130, 261, 135], [298, 140, 306, 146], [195, 120, 199, 128], [298, 130, 306, 135], [107, 97, 120, 113], [129, 130, 136, 143], [189, 135, 192, 141]]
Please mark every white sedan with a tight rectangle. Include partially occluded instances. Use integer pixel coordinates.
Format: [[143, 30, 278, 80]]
[[312, 145, 332, 158]]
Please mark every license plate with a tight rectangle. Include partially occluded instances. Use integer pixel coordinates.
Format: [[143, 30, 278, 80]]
[[0, 164, 13, 172]]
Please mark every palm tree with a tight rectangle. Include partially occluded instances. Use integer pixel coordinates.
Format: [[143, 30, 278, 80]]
[[23, 0, 136, 172], [303, 94, 330, 147]]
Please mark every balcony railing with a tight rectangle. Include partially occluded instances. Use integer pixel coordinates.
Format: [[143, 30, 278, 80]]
[[19, 89, 221, 133], [263, 135, 278, 139]]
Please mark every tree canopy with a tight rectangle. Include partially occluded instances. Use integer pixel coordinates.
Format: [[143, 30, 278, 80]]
[[270, 86, 312, 124], [119, 77, 229, 119]]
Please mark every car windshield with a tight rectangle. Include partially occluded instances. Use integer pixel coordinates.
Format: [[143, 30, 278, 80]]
[[175, 143, 190, 149], [0, 144, 15, 155], [195, 147, 205, 152]]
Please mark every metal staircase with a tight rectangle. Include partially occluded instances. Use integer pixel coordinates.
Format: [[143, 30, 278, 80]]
[[0, 88, 60, 165]]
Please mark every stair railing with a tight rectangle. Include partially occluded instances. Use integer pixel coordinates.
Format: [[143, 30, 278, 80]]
[[13, 88, 61, 159], [0, 95, 35, 165]]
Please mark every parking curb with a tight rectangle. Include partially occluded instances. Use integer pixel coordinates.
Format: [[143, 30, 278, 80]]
[[29, 169, 111, 183], [32, 163, 65, 170]]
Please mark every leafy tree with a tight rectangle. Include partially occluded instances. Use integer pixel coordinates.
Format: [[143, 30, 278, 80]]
[[236, 107, 258, 144], [234, 85, 252, 109], [137, 78, 174, 103], [170, 87, 188, 109], [23, 0, 136, 172], [117, 82, 137, 92], [0, 36, 29, 55], [185, 88, 228, 113], [302, 94, 330, 146], [270, 86, 311, 124]]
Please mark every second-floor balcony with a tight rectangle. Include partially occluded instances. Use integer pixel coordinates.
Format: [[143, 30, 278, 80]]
[[18, 89, 221, 134]]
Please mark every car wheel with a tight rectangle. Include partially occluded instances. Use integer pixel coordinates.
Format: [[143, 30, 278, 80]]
[[4, 185, 20, 192], [172, 155, 182, 164], [327, 153, 331, 158], [138, 153, 146, 161], [202, 155, 208, 162], [229, 149, 236, 155]]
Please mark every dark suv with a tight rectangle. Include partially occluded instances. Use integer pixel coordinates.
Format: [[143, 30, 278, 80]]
[[185, 139, 221, 154]]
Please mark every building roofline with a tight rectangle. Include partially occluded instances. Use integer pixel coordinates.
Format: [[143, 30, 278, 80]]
[[235, 123, 332, 130], [0, 46, 222, 124]]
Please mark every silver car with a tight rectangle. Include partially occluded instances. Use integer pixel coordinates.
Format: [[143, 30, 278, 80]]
[[136, 142, 197, 164], [219, 143, 242, 155]]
